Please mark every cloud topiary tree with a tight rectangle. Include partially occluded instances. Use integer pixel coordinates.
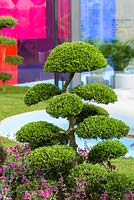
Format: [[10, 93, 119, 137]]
[[16, 41, 131, 198], [0, 16, 24, 91]]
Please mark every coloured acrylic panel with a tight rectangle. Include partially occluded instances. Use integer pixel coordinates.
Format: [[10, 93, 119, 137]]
[[0, 0, 46, 39], [17, 0, 55, 83], [58, 0, 71, 41], [80, 0, 116, 41], [0, 0, 71, 84], [0, 0, 54, 84]]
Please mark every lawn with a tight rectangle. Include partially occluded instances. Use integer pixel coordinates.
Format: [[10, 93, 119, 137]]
[[0, 135, 20, 148], [0, 85, 49, 121], [111, 158, 134, 179]]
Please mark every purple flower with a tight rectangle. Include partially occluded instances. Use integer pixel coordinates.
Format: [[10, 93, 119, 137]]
[[0, 194, 2, 199]]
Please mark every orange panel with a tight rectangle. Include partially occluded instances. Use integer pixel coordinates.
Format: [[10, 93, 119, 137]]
[[0, 44, 18, 85]]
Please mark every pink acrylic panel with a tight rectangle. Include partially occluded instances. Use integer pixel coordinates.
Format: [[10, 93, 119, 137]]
[[58, 0, 70, 40], [0, 0, 46, 39], [58, 0, 62, 39], [64, 0, 69, 39]]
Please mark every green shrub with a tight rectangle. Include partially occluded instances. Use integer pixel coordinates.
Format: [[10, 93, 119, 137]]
[[68, 163, 108, 184], [46, 93, 83, 118], [68, 164, 134, 200], [76, 104, 109, 124], [68, 163, 108, 199], [27, 145, 75, 170], [16, 121, 68, 150], [70, 83, 117, 104], [88, 140, 128, 164], [0, 72, 12, 82], [0, 16, 17, 29], [0, 37, 16, 45], [100, 172, 134, 199], [5, 55, 24, 65], [45, 41, 107, 72], [24, 83, 61, 106], [76, 115, 129, 139]]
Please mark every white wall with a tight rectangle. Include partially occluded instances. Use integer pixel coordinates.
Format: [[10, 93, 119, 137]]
[[116, 0, 134, 41]]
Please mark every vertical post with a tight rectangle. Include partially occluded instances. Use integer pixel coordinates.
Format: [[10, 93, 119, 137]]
[[71, 0, 80, 41], [70, 0, 81, 88], [54, 0, 59, 86]]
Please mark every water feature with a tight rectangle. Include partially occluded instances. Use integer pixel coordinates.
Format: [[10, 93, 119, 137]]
[[0, 85, 134, 157]]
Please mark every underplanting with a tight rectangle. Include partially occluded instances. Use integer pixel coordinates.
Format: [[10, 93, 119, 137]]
[[0, 41, 134, 199]]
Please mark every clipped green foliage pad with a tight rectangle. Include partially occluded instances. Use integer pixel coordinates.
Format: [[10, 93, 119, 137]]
[[46, 93, 83, 118], [45, 41, 107, 72], [76, 115, 129, 139], [24, 83, 61, 106], [28, 145, 75, 169], [70, 83, 117, 104], [16, 121, 68, 150], [76, 104, 109, 124], [88, 140, 128, 163], [0, 16, 17, 29]]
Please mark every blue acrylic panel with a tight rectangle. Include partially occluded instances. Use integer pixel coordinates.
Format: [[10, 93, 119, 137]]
[[80, 0, 116, 41]]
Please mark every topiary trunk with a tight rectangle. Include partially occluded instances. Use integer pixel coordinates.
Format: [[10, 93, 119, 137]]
[[1, 45, 6, 92], [61, 72, 75, 93], [2, 80, 6, 92], [68, 116, 78, 167]]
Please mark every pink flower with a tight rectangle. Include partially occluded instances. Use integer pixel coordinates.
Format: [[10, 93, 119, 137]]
[[0, 176, 6, 180], [39, 189, 52, 198], [15, 155, 20, 160], [9, 146, 14, 150], [0, 168, 3, 174], [2, 165, 6, 170], [0, 194, 2, 199], [15, 144, 21, 149], [24, 191, 30, 200], [10, 162, 17, 168]]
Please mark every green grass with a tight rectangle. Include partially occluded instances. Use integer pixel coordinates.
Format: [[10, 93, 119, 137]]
[[111, 158, 134, 179], [0, 135, 20, 149], [0, 85, 49, 121]]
